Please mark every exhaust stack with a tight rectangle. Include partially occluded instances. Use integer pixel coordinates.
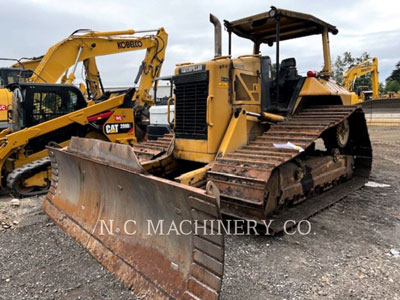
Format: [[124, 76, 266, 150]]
[[210, 14, 222, 57]]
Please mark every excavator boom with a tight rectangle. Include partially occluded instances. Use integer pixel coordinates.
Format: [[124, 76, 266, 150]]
[[0, 27, 168, 131], [10, 56, 44, 70]]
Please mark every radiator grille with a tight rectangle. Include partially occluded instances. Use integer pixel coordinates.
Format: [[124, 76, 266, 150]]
[[174, 71, 209, 140]]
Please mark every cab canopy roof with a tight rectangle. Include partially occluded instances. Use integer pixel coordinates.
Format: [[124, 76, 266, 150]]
[[224, 7, 338, 45]]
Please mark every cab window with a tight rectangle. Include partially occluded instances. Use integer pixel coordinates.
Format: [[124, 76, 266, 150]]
[[30, 89, 82, 126]]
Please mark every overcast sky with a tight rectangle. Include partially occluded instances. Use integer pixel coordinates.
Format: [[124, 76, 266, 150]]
[[1, 0, 399, 87]]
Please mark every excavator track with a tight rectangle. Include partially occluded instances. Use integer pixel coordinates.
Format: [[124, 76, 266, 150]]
[[207, 105, 372, 233], [7, 157, 51, 198]]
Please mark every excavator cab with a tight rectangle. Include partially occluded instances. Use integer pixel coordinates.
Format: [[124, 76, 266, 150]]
[[0, 68, 33, 87], [0, 68, 35, 130], [356, 86, 373, 101]]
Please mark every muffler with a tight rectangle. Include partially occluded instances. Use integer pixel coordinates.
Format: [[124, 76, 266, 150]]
[[210, 14, 222, 57]]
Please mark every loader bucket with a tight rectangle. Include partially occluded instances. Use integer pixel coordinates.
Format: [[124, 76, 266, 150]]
[[43, 137, 224, 300]]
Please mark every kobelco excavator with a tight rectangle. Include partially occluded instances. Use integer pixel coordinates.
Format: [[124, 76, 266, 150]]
[[0, 28, 168, 197], [43, 8, 372, 300], [342, 57, 379, 102]]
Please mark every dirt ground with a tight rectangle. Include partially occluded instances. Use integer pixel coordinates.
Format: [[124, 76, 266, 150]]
[[0, 126, 399, 300]]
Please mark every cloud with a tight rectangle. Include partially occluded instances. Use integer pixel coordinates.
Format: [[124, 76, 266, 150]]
[[1, 0, 398, 85]]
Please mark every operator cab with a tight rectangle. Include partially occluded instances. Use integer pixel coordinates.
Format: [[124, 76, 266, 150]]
[[10, 83, 87, 131], [356, 86, 373, 101], [224, 6, 338, 114], [260, 56, 302, 112], [0, 68, 33, 87]]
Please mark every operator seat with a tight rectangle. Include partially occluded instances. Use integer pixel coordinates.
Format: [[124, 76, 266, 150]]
[[278, 58, 298, 86], [275, 57, 302, 110]]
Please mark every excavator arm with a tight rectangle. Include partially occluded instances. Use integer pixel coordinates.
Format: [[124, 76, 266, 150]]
[[342, 57, 379, 99], [30, 28, 168, 106], [82, 57, 104, 100]]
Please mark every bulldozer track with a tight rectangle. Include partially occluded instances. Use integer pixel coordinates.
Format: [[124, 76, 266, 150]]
[[207, 105, 371, 231], [208, 106, 357, 198], [132, 133, 175, 163]]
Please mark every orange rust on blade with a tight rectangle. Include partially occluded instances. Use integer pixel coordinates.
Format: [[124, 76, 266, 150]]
[[43, 198, 171, 300], [43, 139, 224, 300], [187, 277, 219, 300]]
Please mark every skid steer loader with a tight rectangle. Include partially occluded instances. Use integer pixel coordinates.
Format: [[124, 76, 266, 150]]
[[1, 83, 136, 197], [43, 7, 372, 300]]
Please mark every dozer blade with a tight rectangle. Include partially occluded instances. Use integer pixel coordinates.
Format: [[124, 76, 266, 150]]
[[43, 137, 224, 300], [362, 98, 400, 126]]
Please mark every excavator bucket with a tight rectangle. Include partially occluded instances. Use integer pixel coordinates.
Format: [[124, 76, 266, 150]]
[[42, 137, 224, 300]]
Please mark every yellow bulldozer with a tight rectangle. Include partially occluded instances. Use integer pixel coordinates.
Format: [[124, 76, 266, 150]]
[[0, 28, 168, 197], [43, 7, 372, 300]]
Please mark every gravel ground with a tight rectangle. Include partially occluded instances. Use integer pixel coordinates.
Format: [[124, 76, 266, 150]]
[[0, 126, 399, 300]]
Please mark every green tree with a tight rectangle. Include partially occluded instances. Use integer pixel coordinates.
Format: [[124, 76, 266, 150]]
[[385, 61, 400, 93], [386, 61, 400, 82], [379, 82, 385, 94], [385, 80, 400, 93]]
